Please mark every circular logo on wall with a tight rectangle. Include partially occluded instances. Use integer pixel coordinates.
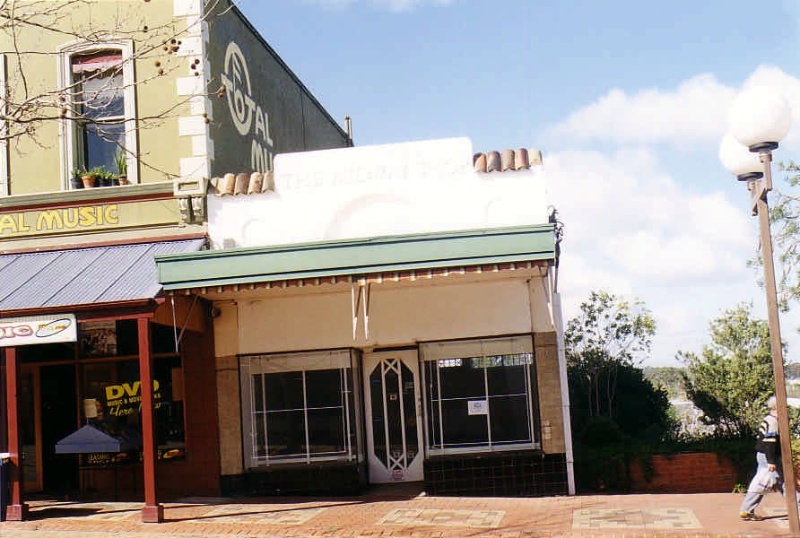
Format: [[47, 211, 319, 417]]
[[222, 42, 255, 136]]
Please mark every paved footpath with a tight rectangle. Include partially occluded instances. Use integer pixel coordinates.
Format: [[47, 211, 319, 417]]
[[0, 489, 797, 538]]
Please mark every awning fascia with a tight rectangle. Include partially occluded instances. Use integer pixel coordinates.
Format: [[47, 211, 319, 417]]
[[0, 300, 160, 321], [156, 224, 555, 291]]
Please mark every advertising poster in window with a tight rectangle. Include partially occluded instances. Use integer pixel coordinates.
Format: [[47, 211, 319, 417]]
[[79, 321, 117, 357], [82, 358, 186, 466]]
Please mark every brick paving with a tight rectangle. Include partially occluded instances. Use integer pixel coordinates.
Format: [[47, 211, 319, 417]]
[[0, 488, 796, 537]]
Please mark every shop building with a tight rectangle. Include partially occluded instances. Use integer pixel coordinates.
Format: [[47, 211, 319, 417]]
[[156, 137, 574, 498], [1, 0, 349, 197], [1, 0, 349, 523]]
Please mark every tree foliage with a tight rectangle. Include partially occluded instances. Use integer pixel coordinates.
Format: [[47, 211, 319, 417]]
[[679, 303, 777, 436], [565, 291, 656, 366], [643, 366, 686, 399], [565, 291, 656, 417], [764, 161, 800, 308], [565, 290, 674, 442]]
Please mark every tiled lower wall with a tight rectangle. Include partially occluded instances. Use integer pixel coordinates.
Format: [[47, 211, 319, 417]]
[[221, 461, 366, 497], [424, 451, 568, 497], [221, 453, 568, 498]]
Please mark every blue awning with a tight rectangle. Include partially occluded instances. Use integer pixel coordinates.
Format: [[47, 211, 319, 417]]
[[0, 238, 205, 314], [55, 424, 142, 454]]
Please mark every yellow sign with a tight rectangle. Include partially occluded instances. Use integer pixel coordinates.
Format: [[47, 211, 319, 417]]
[[0, 200, 179, 238], [105, 380, 163, 417], [0, 205, 119, 234]]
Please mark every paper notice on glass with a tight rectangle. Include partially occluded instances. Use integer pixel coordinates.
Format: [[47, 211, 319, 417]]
[[468, 400, 488, 415]]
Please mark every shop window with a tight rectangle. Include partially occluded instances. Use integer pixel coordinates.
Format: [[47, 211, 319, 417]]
[[59, 42, 137, 188], [421, 336, 539, 455], [81, 356, 186, 462], [240, 350, 361, 468]]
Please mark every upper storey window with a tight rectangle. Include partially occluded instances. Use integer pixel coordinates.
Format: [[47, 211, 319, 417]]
[[74, 52, 124, 173], [60, 42, 137, 188]]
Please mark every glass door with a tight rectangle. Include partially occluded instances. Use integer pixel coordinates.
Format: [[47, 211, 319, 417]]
[[19, 364, 42, 492], [362, 350, 423, 483]]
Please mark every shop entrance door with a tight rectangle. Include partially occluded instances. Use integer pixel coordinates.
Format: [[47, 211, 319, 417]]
[[18, 363, 78, 494], [362, 350, 424, 483], [19, 364, 42, 493], [40, 364, 78, 493]]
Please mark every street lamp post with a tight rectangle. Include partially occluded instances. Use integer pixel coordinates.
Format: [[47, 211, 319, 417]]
[[720, 86, 798, 533]]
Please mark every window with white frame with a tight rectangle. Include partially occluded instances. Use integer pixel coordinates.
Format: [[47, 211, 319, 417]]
[[60, 42, 137, 188], [240, 350, 361, 468], [421, 336, 538, 454]]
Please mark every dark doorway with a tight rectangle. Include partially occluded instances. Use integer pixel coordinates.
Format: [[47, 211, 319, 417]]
[[40, 364, 79, 494]]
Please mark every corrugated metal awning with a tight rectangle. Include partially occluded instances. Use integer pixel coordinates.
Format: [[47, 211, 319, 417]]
[[0, 238, 205, 315]]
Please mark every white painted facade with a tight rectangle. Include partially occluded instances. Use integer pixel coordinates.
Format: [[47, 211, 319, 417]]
[[219, 276, 549, 356], [202, 137, 572, 496], [208, 137, 547, 249]]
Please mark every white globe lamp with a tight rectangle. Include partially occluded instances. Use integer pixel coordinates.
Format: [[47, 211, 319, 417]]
[[718, 134, 762, 181], [728, 86, 791, 151]]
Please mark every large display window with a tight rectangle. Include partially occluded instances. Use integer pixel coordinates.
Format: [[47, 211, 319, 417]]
[[81, 356, 185, 462], [15, 320, 188, 494], [421, 336, 539, 455], [240, 349, 362, 469]]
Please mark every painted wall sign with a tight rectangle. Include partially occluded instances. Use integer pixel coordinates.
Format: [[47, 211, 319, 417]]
[[0, 204, 118, 234], [0, 314, 77, 347], [0, 199, 180, 239], [221, 41, 274, 173], [208, 137, 548, 249], [274, 137, 473, 192]]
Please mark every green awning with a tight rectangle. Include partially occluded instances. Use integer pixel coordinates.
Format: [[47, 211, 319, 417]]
[[156, 224, 555, 291]]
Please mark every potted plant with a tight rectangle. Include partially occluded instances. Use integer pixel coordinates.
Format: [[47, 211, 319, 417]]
[[99, 169, 117, 187], [115, 151, 129, 185], [74, 166, 102, 188], [71, 168, 85, 189]]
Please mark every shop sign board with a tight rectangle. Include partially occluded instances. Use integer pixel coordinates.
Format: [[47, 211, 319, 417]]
[[0, 199, 180, 240], [0, 314, 77, 347]]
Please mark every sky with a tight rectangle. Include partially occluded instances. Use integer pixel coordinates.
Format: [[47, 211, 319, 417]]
[[236, 0, 800, 367]]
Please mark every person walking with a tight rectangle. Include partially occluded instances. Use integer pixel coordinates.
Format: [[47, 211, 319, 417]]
[[739, 395, 797, 521]]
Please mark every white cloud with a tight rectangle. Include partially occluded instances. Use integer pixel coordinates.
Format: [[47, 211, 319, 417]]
[[548, 65, 800, 152], [557, 252, 634, 319], [548, 74, 735, 148], [544, 64, 800, 365], [544, 147, 765, 364], [547, 148, 752, 286], [302, 0, 455, 12]]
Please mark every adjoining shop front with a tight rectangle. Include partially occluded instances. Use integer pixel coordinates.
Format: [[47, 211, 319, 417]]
[[155, 138, 575, 497], [1, 238, 219, 522]]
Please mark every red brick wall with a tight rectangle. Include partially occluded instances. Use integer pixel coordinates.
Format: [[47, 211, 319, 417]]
[[157, 325, 221, 498], [629, 453, 737, 493]]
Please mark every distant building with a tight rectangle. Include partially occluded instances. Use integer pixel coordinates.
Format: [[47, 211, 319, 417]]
[[669, 399, 713, 435]]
